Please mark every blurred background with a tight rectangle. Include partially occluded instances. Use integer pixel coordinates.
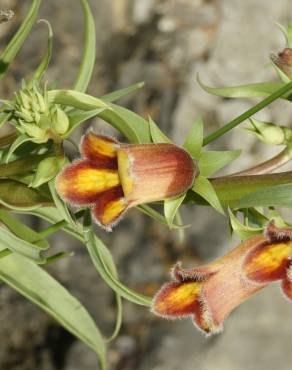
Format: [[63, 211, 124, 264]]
[[1, 0, 292, 369]]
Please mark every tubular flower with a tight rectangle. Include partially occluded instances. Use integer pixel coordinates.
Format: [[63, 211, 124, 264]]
[[56, 132, 197, 230], [152, 221, 292, 335]]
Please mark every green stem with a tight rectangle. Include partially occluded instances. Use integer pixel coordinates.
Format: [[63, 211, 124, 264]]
[[203, 81, 292, 146], [188, 171, 292, 208]]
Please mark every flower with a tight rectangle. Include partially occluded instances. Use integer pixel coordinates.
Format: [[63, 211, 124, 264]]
[[56, 132, 197, 230], [152, 221, 292, 335]]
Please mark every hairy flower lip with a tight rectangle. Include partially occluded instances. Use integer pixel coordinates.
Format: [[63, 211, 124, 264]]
[[152, 222, 292, 335], [56, 131, 198, 230]]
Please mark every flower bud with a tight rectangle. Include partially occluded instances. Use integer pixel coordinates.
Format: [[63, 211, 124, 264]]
[[271, 48, 292, 79], [56, 132, 198, 230], [247, 118, 292, 145], [52, 108, 70, 135]]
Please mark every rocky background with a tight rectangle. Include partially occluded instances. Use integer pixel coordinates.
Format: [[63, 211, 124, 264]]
[[1, 0, 292, 369]]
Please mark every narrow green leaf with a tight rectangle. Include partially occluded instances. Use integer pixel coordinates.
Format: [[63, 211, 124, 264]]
[[183, 118, 203, 159], [0, 154, 49, 179], [198, 149, 241, 177], [101, 82, 144, 102], [272, 62, 291, 83], [138, 204, 187, 229], [31, 19, 53, 82], [237, 183, 292, 208], [228, 209, 262, 240], [149, 116, 171, 143], [0, 209, 48, 249], [164, 193, 186, 228], [67, 108, 106, 135], [48, 179, 75, 226], [73, 0, 96, 92], [0, 112, 11, 129], [48, 89, 109, 110], [0, 253, 107, 369], [192, 175, 224, 214], [5, 134, 32, 164], [198, 76, 285, 98], [0, 0, 41, 80], [48, 89, 151, 143], [0, 179, 51, 208], [0, 225, 44, 261], [83, 214, 151, 307], [203, 81, 292, 146], [275, 21, 292, 48]]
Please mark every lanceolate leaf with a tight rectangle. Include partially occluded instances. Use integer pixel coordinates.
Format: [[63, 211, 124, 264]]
[[198, 149, 241, 177], [228, 209, 263, 240], [0, 209, 48, 249], [197, 77, 287, 99], [32, 19, 53, 82], [73, 0, 96, 92], [183, 118, 204, 159], [149, 116, 171, 143], [0, 225, 44, 262], [192, 175, 224, 214], [0, 154, 49, 179], [164, 193, 186, 228], [0, 253, 106, 369], [101, 82, 144, 102], [237, 183, 292, 208], [5, 134, 33, 164], [0, 179, 51, 208], [67, 108, 106, 135], [0, 0, 41, 80], [83, 215, 152, 307], [48, 90, 151, 143]]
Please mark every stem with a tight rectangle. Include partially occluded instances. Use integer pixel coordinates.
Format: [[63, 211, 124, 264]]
[[228, 147, 292, 176], [188, 171, 292, 208], [203, 81, 292, 146]]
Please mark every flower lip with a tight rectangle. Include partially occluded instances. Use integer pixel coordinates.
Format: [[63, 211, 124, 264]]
[[56, 132, 198, 230]]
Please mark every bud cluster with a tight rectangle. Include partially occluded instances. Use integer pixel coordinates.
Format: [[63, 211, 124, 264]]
[[6, 82, 69, 143]]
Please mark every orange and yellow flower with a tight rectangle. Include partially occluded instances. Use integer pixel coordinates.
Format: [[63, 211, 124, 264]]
[[152, 221, 292, 334], [56, 132, 197, 230]]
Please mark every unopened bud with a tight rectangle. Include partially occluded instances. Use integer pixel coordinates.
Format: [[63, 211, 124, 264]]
[[271, 48, 292, 79], [52, 108, 69, 135]]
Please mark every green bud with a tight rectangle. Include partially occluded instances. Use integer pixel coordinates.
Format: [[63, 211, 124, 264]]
[[247, 118, 290, 145], [19, 91, 31, 110], [36, 92, 46, 113], [52, 108, 69, 135], [20, 123, 46, 142], [30, 156, 62, 188]]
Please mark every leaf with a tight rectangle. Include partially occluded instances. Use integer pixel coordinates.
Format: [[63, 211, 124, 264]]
[[30, 157, 62, 188], [183, 117, 204, 159], [0, 224, 45, 262], [275, 21, 292, 48], [48, 89, 151, 143], [0, 179, 51, 208], [237, 183, 292, 208], [192, 175, 224, 214], [0, 154, 49, 179], [228, 209, 263, 240], [83, 213, 152, 307], [198, 149, 241, 177], [138, 204, 187, 229], [47, 89, 109, 110], [5, 134, 33, 164], [197, 76, 286, 99], [149, 116, 171, 143], [48, 179, 75, 226], [101, 82, 144, 102], [32, 19, 53, 82], [164, 193, 186, 228], [0, 112, 11, 129], [0, 209, 48, 249], [67, 107, 106, 135], [0, 253, 106, 369], [73, 0, 96, 92], [0, 0, 41, 80]]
